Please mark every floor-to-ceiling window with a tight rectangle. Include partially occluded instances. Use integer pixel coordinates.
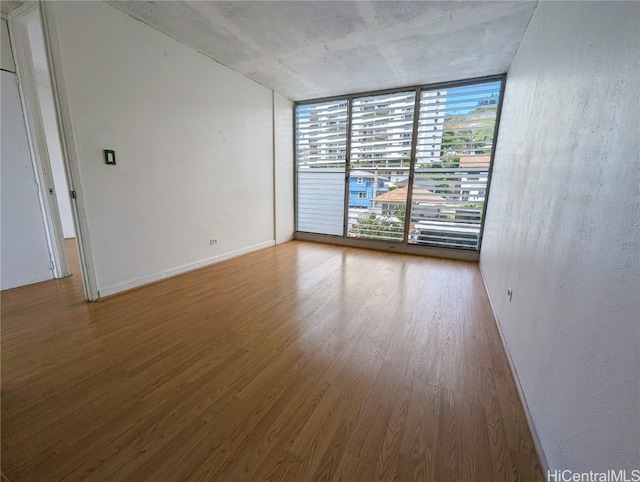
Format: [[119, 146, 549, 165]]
[[296, 99, 348, 235], [347, 90, 415, 241], [295, 76, 504, 258]]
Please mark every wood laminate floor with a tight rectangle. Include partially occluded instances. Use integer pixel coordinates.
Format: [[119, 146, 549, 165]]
[[1, 240, 544, 481]]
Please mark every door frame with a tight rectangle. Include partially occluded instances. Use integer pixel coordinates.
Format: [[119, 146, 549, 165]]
[[8, 1, 99, 300]]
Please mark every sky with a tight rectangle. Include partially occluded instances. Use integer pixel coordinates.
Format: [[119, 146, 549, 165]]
[[444, 81, 501, 115]]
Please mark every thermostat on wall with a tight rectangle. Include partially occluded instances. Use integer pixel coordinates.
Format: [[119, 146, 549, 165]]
[[104, 149, 116, 165]]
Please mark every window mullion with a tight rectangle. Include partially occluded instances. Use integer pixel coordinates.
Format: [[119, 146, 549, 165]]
[[342, 96, 353, 237], [403, 87, 422, 244], [477, 80, 506, 251]]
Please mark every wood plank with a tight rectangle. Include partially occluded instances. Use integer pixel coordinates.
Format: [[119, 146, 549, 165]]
[[1, 239, 544, 481]]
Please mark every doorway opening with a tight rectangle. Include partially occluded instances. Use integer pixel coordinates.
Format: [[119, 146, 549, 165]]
[[8, 3, 93, 299]]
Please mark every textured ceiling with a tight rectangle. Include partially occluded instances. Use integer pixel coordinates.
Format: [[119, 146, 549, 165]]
[[3, 1, 538, 101], [107, 1, 537, 100]]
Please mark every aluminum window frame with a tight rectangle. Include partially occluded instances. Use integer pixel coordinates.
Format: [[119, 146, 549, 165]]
[[294, 74, 506, 261]]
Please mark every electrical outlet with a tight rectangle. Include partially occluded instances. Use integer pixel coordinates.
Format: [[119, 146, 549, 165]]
[[507, 287, 513, 302], [209, 238, 218, 245]]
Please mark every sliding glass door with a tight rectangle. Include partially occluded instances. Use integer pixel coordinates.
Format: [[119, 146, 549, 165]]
[[295, 76, 504, 254], [347, 91, 415, 241]]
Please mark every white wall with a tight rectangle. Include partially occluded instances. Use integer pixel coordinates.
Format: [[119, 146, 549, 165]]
[[1, 17, 14, 72], [274, 92, 294, 244], [1, 32, 53, 289], [481, 1, 639, 472], [49, 1, 290, 296], [37, 84, 74, 238], [23, 11, 76, 239]]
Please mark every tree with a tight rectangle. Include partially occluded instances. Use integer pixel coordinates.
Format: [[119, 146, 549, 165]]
[[349, 214, 404, 240], [441, 106, 497, 156], [393, 204, 406, 219]]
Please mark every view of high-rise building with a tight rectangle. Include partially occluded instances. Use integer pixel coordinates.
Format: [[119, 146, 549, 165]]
[[296, 80, 501, 250]]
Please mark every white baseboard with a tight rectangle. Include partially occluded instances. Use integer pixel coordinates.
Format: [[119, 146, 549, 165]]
[[276, 234, 294, 245], [98, 240, 275, 298], [478, 263, 550, 476]]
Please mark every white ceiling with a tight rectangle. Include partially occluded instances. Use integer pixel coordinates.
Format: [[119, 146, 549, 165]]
[[4, 1, 538, 101]]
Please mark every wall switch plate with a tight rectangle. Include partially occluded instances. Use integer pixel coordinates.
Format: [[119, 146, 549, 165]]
[[104, 149, 116, 165], [209, 238, 218, 245]]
